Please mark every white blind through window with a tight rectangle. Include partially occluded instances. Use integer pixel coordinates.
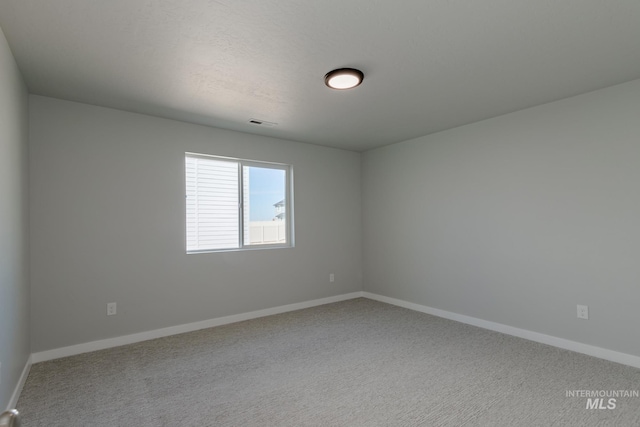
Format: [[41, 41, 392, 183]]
[[186, 156, 239, 251]]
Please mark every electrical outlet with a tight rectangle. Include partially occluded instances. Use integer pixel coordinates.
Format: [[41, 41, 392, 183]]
[[107, 302, 117, 316], [577, 304, 589, 320], [329, 273, 335, 283]]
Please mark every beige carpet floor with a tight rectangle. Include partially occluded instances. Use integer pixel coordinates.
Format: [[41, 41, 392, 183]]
[[17, 298, 640, 426]]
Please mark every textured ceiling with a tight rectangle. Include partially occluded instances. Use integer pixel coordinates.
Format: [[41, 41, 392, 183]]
[[1, 0, 640, 151]]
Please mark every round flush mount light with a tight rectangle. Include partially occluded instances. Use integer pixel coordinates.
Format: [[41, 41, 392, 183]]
[[324, 68, 364, 90]]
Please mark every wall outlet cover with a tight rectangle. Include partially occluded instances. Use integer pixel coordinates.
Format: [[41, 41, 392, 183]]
[[577, 304, 589, 320], [107, 302, 117, 316]]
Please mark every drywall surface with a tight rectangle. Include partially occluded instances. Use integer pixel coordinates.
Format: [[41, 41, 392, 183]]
[[363, 79, 640, 357], [29, 96, 362, 352], [0, 26, 29, 409]]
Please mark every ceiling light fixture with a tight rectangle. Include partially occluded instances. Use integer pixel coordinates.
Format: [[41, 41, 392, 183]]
[[324, 68, 364, 90]]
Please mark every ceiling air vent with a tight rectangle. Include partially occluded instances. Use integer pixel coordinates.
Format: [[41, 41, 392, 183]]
[[248, 119, 278, 127]]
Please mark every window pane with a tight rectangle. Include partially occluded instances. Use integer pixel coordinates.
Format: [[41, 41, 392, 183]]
[[186, 156, 239, 251], [186, 153, 292, 253], [242, 166, 287, 246]]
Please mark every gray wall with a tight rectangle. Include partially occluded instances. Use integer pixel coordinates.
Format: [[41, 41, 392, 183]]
[[30, 96, 362, 352], [21, 52, 640, 364], [0, 26, 29, 409], [363, 79, 640, 357]]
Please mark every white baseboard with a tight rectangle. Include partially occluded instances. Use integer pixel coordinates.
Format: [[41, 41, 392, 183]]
[[363, 292, 640, 370], [30, 290, 640, 369], [31, 292, 364, 363], [7, 354, 31, 411]]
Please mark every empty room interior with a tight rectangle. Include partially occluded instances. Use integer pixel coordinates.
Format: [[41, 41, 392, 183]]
[[2, 1, 640, 425]]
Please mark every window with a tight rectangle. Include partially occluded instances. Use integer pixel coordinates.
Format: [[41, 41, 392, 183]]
[[185, 153, 293, 253]]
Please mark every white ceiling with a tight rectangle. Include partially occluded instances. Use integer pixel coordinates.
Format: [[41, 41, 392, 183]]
[[1, 1, 640, 152]]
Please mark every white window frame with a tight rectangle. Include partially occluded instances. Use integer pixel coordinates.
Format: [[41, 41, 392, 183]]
[[185, 152, 294, 253]]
